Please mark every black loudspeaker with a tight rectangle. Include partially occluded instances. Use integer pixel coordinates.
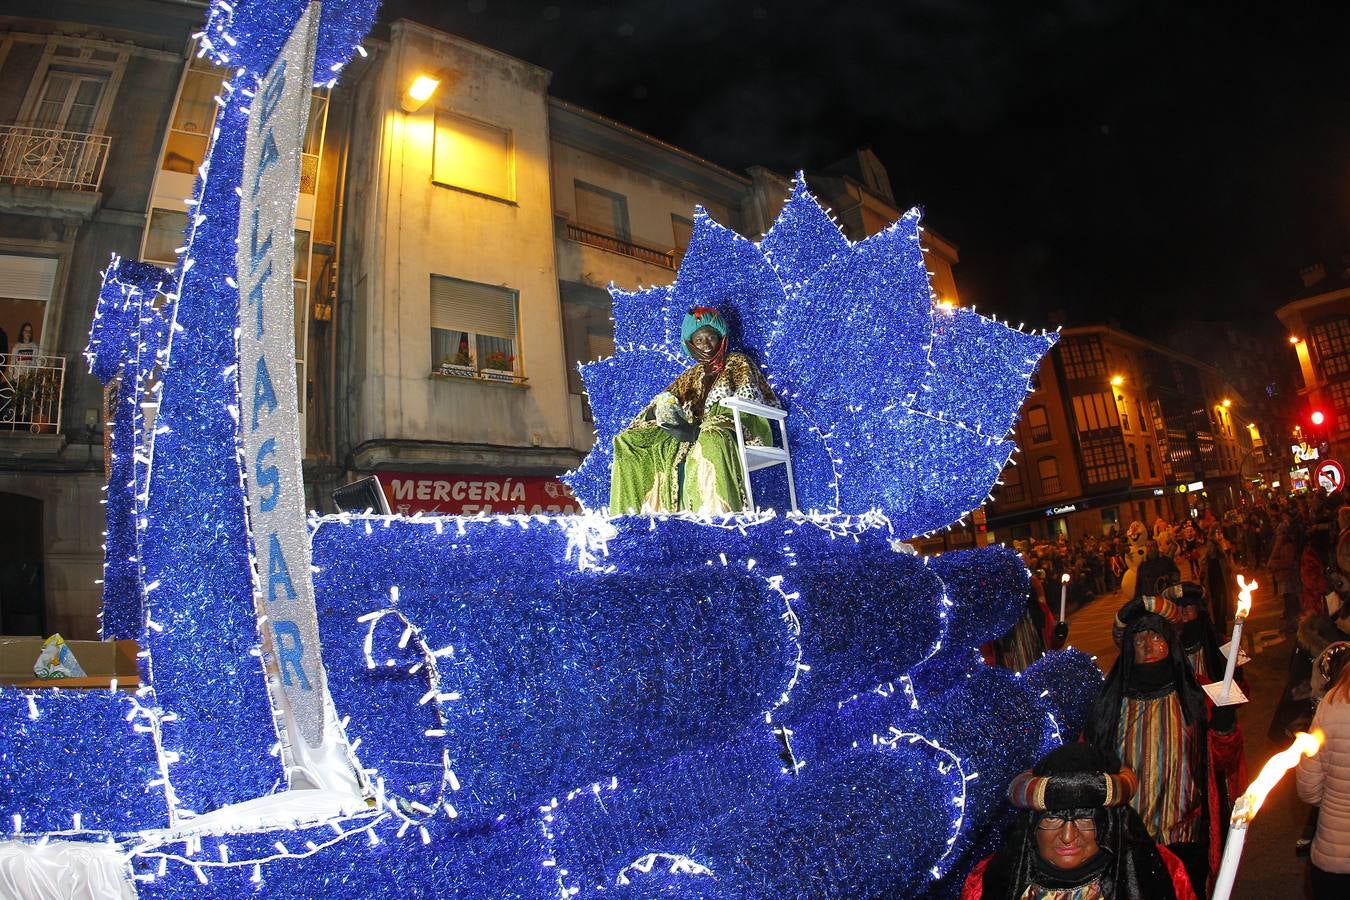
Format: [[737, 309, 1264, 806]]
[[331, 475, 390, 515]]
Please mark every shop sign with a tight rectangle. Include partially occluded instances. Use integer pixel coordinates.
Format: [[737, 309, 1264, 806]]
[[1152, 488, 1165, 497], [1045, 502, 1081, 517], [380, 470, 580, 515], [1186, 480, 1205, 492], [1292, 441, 1320, 463]]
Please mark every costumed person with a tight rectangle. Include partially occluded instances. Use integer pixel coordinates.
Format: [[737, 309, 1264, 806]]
[[1298, 653, 1350, 897], [1118, 521, 1148, 600], [1200, 522, 1233, 633], [1087, 607, 1246, 897], [1131, 539, 1180, 601], [961, 743, 1196, 900], [1268, 519, 1301, 636], [984, 554, 1063, 673], [609, 306, 779, 514]]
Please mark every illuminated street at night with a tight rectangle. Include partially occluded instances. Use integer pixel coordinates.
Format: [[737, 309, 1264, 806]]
[[2, 2, 1350, 898]]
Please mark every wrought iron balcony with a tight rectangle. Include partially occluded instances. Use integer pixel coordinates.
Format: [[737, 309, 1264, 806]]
[[563, 221, 676, 269], [0, 124, 111, 192], [1, 353, 66, 434]]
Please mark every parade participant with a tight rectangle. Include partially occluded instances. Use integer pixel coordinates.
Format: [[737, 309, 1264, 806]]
[[961, 744, 1196, 900], [1298, 656, 1350, 897], [1087, 611, 1245, 896], [986, 555, 1063, 672], [610, 306, 779, 514], [1268, 519, 1301, 635], [1131, 540, 1180, 601]]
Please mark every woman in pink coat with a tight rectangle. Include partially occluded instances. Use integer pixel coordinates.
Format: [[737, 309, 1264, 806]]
[[1299, 660, 1350, 896]]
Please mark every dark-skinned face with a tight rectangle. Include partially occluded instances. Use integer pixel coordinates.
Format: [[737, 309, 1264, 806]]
[[1132, 629, 1170, 664], [688, 325, 722, 363], [1033, 811, 1101, 870]]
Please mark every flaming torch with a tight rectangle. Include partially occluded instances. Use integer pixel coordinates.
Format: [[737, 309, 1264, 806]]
[[1059, 573, 1070, 622], [1205, 574, 1256, 707], [1212, 729, 1325, 900]]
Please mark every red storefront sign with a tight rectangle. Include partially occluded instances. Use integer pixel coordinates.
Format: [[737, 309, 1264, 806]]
[[379, 471, 580, 516]]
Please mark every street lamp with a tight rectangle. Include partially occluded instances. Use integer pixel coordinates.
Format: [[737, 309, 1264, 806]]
[[1222, 398, 1232, 408], [1110, 374, 1124, 387], [401, 73, 442, 112], [1289, 335, 1301, 344]]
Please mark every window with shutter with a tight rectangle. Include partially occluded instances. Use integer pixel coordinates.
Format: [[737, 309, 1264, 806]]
[[430, 276, 520, 378], [575, 181, 630, 240], [432, 112, 513, 201]]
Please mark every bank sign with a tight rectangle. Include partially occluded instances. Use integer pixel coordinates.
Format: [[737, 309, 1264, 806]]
[[235, 5, 328, 754]]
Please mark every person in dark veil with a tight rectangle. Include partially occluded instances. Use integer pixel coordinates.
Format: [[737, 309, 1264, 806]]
[[1086, 610, 1245, 897], [961, 743, 1195, 899]]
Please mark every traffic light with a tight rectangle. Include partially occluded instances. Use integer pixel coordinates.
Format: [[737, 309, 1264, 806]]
[[1312, 409, 1326, 427]]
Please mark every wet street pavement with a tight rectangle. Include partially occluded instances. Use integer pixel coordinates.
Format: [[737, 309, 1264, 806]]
[[1064, 567, 1311, 899]]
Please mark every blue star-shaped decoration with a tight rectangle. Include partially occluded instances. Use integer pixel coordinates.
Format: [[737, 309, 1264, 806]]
[[564, 175, 1057, 538]]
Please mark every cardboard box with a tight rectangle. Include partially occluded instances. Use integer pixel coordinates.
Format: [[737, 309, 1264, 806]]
[[0, 637, 140, 690]]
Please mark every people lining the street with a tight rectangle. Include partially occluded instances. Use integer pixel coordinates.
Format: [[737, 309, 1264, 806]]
[[962, 744, 1197, 900]]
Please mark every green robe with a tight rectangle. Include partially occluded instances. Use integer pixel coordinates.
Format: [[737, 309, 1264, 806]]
[[610, 352, 779, 514]]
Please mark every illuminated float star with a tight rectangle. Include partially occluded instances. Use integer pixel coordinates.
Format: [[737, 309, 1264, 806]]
[[565, 175, 1057, 537]]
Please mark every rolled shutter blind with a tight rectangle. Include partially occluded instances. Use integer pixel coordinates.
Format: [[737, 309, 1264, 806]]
[[0, 255, 58, 301], [430, 275, 517, 340]]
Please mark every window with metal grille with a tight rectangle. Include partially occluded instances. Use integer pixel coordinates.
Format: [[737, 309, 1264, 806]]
[[430, 275, 519, 377], [1038, 457, 1062, 495], [1024, 405, 1052, 443], [1313, 317, 1350, 379], [999, 464, 1025, 503], [1060, 336, 1106, 380], [1081, 436, 1129, 485], [1329, 379, 1350, 424]]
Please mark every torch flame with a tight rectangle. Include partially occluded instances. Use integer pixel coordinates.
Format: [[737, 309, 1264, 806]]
[[1061, 573, 1070, 584], [1235, 574, 1257, 619], [1236, 729, 1324, 823]]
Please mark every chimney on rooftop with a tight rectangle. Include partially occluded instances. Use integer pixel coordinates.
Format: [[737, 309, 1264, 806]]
[[1301, 262, 1326, 288]]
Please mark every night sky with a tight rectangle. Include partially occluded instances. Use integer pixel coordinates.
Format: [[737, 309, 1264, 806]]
[[385, 1, 1350, 338]]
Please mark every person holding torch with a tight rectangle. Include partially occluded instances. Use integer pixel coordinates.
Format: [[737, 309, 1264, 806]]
[[1087, 607, 1246, 897]]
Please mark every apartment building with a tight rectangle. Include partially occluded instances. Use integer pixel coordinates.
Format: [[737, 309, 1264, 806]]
[[0, 7, 967, 637], [0, 0, 202, 638], [1276, 262, 1350, 486], [986, 325, 1256, 543]]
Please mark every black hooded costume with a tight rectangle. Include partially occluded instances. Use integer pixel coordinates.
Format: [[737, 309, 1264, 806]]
[[962, 744, 1193, 899]]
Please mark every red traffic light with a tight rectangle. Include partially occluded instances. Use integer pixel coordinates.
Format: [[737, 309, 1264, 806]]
[[1312, 410, 1327, 426]]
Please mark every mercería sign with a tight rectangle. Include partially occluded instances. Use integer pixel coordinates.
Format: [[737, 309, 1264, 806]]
[[380, 470, 580, 515]]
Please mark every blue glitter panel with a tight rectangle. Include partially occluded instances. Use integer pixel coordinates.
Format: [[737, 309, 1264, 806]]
[[132, 812, 555, 898], [610, 284, 677, 352], [1021, 648, 1106, 747], [571, 182, 1056, 534], [670, 210, 786, 358], [758, 174, 850, 290], [916, 306, 1058, 438], [312, 517, 801, 829], [135, 81, 283, 815], [927, 544, 1029, 657], [0, 689, 165, 834], [203, 0, 381, 83]]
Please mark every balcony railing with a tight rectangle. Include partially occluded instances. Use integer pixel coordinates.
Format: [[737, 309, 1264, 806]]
[[563, 221, 676, 269], [1, 353, 65, 434], [0, 124, 111, 192]]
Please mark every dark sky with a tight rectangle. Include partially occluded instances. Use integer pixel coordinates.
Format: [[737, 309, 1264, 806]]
[[385, 0, 1350, 338]]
